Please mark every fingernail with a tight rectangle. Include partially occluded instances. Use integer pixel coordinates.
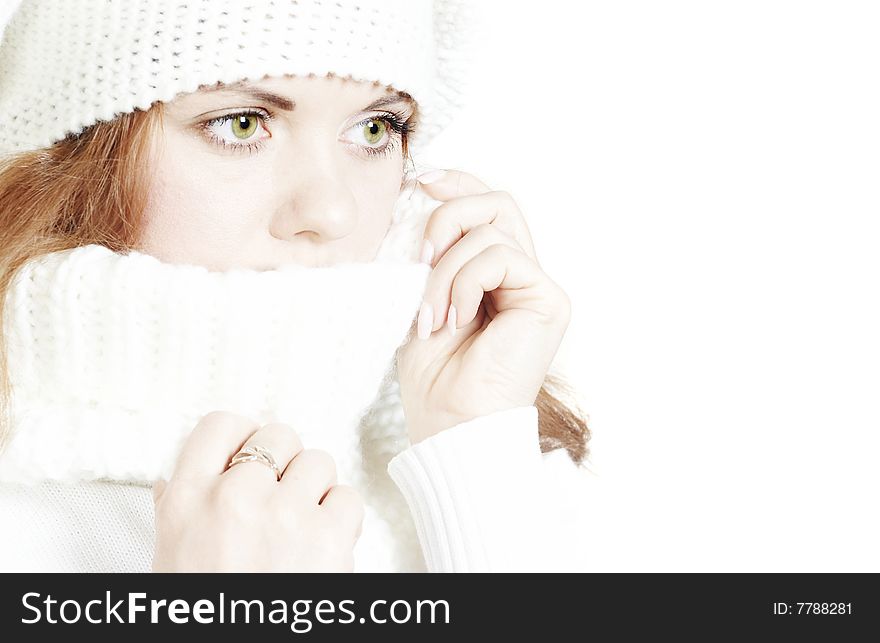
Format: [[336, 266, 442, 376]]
[[419, 238, 434, 265], [447, 304, 457, 337], [417, 169, 446, 184], [417, 302, 433, 340]]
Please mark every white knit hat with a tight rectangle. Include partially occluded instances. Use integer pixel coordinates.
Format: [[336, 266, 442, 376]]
[[0, 0, 482, 159]]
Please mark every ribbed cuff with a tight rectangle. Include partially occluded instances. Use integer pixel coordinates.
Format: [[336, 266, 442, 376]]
[[387, 405, 545, 572]]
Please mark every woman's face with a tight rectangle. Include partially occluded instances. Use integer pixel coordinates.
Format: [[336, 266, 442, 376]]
[[139, 74, 414, 270]]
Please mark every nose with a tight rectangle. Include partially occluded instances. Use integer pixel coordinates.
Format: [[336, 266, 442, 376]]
[[268, 149, 359, 244]]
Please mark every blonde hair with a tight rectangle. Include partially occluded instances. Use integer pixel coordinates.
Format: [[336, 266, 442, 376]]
[[0, 88, 591, 466]]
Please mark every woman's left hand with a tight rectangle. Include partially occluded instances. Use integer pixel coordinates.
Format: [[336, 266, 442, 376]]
[[397, 169, 572, 445]]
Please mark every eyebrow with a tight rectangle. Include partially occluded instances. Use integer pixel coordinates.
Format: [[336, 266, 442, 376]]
[[196, 81, 413, 113]]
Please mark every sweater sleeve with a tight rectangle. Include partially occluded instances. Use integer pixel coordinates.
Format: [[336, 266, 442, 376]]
[[386, 405, 589, 572]]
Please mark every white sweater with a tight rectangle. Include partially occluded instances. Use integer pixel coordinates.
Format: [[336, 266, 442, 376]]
[[0, 182, 591, 572], [0, 404, 589, 572]]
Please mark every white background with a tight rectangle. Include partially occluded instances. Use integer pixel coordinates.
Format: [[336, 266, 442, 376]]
[[422, 1, 880, 571]]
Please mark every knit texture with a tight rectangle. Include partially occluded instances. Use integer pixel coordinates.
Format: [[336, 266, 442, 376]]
[[0, 175, 442, 572], [0, 480, 156, 572], [0, 0, 482, 159]]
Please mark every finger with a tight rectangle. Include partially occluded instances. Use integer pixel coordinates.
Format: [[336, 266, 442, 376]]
[[417, 167, 492, 197], [450, 243, 565, 330], [420, 190, 538, 268], [320, 484, 366, 540], [223, 422, 305, 486], [420, 223, 524, 337], [172, 411, 260, 480], [280, 448, 338, 505]]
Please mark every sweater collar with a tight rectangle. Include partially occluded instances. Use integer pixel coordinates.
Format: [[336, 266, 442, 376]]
[[0, 180, 437, 485]]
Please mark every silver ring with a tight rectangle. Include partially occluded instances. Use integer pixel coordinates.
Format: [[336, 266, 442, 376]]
[[228, 445, 282, 481]]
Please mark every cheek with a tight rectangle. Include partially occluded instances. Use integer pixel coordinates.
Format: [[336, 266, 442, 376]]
[[139, 142, 272, 264], [350, 164, 404, 257]]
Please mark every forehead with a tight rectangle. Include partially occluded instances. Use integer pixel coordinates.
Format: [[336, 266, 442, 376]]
[[158, 75, 413, 119], [195, 74, 410, 105]]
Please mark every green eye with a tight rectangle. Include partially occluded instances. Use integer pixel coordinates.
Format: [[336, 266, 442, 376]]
[[362, 119, 387, 145], [231, 115, 258, 139]]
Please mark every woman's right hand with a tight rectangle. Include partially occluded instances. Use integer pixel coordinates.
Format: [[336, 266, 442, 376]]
[[151, 410, 364, 572]]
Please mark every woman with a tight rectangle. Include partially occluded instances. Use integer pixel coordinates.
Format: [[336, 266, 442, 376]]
[[0, 0, 591, 572]]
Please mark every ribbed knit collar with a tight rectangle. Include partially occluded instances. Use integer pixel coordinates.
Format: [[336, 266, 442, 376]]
[[0, 181, 437, 486]]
